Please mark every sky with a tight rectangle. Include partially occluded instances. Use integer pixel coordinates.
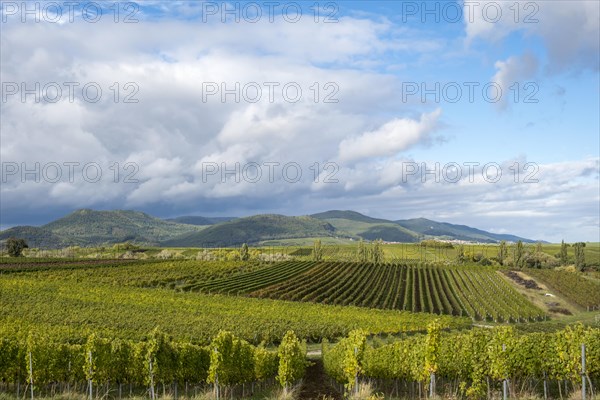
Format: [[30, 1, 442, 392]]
[[0, 0, 599, 242]]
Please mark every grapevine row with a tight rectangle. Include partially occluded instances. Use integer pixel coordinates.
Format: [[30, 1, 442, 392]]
[[0, 329, 307, 398], [324, 324, 600, 399], [251, 262, 544, 322]]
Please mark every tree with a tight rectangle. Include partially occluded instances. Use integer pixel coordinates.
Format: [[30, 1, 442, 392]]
[[6, 238, 28, 257], [456, 245, 466, 263], [239, 243, 249, 261], [370, 239, 384, 264], [497, 241, 507, 266], [573, 242, 586, 271], [531, 242, 544, 268], [514, 240, 524, 268], [313, 240, 323, 262], [559, 240, 568, 266], [356, 239, 368, 263], [536, 241, 543, 253]]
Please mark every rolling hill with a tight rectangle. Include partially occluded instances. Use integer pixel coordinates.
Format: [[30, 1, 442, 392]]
[[310, 210, 391, 224], [165, 216, 236, 226], [0, 226, 67, 249], [0, 209, 203, 248], [311, 210, 534, 243], [0, 209, 536, 249], [395, 217, 536, 243], [311, 210, 420, 243], [162, 214, 338, 247]]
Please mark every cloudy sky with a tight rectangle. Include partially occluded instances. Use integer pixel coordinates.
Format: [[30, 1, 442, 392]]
[[1, 0, 598, 242]]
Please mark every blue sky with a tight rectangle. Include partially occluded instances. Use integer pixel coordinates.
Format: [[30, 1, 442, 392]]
[[1, 0, 598, 242]]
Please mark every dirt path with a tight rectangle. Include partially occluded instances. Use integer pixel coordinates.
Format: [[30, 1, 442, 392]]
[[299, 358, 343, 400]]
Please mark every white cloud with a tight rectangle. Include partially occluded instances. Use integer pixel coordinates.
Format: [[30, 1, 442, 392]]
[[464, 0, 600, 73], [319, 157, 599, 242], [1, 11, 418, 213], [1, 3, 598, 242], [338, 109, 442, 163], [491, 53, 538, 110]]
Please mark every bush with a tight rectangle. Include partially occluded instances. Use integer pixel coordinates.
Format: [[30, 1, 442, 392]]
[[478, 257, 493, 266], [6, 237, 28, 257], [524, 252, 559, 269]]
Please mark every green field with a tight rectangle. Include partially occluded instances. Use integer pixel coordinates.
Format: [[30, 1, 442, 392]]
[[0, 260, 468, 345], [1, 251, 599, 400], [249, 262, 543, 322], [11, 242, 600, 270]]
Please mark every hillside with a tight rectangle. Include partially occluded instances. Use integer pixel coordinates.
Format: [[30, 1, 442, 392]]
[[1, 209, 537, 249], [310, 210, 390, 224], [311, 210, 534, 243], [162, 214, 338, 247], [395, 218, 535, 243], [32, 209, 202, 247], [166, 216, 236, 226], [0, 226, 67, 249], [358, 225, 419, 242], [247, 262, 543, 321]]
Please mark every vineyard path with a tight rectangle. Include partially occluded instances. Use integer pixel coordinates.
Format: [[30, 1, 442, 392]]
[[299, 351, 342, 400]]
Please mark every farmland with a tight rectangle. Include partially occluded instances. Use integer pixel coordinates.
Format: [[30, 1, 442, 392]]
[[0, 251, 598, 399], [2, 0, 598, 396], [525, 268, 600, 308], [1, 256, 597, 333], [8, 257, 545, 323], [0, 260, 468, 345], [324, 324, 600, 399], [12, 240, 600, 264], [248, 262, 544, 322]]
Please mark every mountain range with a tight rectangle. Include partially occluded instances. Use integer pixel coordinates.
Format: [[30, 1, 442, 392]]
[[0, 209, 536, 248]]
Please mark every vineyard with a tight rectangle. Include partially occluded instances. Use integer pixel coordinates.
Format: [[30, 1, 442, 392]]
[[0, 261, 467, 345], [324, 323, 600, 399], [0, 259, 267, 283], [0, 258, 147, 273], [0, 328, 309, 399], [1, 256, 598, 399], [0, 259, 546, 325], [525, 269, 600, 309], [248, 262, 544, 322], [182, 261, 316, 294]]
